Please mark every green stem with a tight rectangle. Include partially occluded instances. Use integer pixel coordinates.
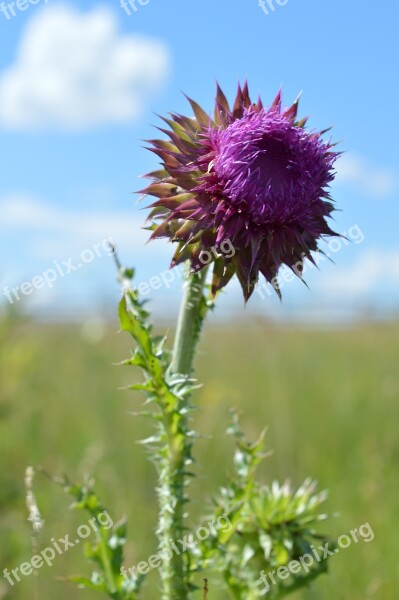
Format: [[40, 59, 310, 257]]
[[159, 267, 209, 600], [97, 529, 117, 595], [170, 268, 209, 376]]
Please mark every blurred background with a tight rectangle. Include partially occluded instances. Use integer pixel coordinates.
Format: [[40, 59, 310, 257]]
[[1, 0, 398, 598]]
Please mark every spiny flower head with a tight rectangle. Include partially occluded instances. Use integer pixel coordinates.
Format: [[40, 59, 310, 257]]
[[142, 83, 339, 300]]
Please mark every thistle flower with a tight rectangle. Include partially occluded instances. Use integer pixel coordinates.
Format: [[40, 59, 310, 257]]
[[142, 83, 339, 300]]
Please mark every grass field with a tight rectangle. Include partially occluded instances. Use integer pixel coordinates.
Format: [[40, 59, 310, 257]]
[[1, 312, 398, 599]]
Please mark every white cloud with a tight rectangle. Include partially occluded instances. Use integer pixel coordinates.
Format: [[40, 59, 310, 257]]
[[335, 154, 397, 199], [0, 194, 163, 257], [0, 4, 170, 130], [320, 249, 399, 297], [0, 194, 171, 314]]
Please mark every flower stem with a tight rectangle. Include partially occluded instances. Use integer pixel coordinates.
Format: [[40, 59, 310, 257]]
[[159, 268, 209, 600], [170, 268, 209, 376]]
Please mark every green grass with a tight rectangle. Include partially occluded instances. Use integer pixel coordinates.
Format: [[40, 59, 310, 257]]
[[1, 314, 398, 599]]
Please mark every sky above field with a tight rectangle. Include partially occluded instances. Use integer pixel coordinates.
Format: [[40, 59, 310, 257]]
[[0, 0, 398, 321]]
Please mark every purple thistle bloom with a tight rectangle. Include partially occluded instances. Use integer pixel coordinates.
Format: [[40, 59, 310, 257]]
[[142, 83, 340, 301]]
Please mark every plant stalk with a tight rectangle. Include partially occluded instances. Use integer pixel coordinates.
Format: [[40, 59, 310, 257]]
[[170, 267, 209, 376], [159, 267, 209, 600]]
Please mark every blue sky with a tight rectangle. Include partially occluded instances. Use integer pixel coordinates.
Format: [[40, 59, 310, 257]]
[[0, 0, 398, 321]]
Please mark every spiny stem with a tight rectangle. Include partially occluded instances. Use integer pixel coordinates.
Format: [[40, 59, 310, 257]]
[[159, 267, 209, 600], [170, 267, 209, 376]]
